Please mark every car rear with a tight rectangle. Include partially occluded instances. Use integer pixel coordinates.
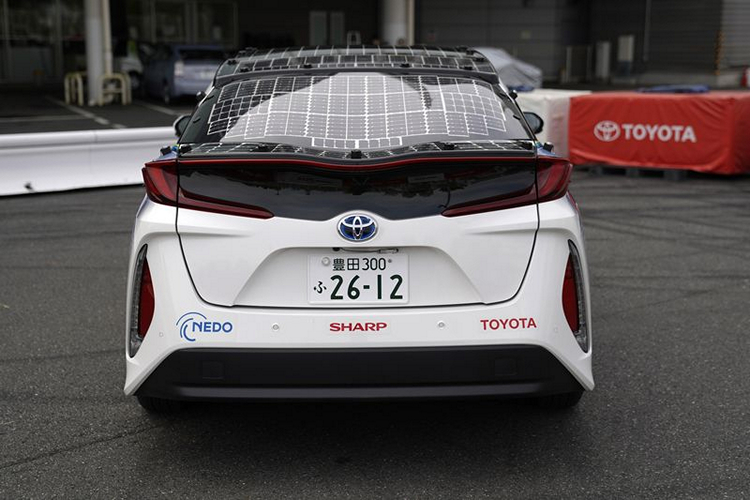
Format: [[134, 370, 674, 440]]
[[125, 47, 593, 411]]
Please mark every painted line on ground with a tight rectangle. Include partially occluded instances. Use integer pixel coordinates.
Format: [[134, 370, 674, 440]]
[[134, 100, 187, 117], [0, 115, 89, 124], [45, 96, 127, 129]]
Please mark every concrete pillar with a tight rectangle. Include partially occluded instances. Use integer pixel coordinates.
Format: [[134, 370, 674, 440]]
[[84, 0, 104, 105], [101, 0, 113, 75], [53, 0, 64, 80], [380, 0, 414, 46], [2, 0, 12, 81]]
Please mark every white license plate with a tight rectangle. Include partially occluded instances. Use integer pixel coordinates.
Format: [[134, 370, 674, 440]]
[[308, 253, 408, 304]]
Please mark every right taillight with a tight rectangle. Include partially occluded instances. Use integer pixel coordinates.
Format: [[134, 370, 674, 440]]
[[441, 158, 573, 217], [537, 158, 573, 203], [562, 241, 588, 352]]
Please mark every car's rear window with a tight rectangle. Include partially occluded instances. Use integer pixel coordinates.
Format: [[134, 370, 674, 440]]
[[181, 72, 531, 150], [179, 49, 224, 61], [178, 161, 535, 220]]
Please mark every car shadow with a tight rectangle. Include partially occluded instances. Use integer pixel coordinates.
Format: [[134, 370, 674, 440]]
[[134, 398, 597, 493]]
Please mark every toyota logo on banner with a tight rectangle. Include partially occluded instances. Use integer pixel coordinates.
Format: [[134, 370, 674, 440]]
[[594, 120, 621, 142]]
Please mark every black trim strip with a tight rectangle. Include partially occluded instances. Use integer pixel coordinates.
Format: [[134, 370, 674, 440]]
[[136, 345, 583, 401]]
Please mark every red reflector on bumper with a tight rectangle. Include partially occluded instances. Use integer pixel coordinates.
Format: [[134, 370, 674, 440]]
[[562, 255, 580, 332]]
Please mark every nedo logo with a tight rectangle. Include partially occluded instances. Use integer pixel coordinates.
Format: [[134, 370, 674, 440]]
[[177, 312, 233, 342], [594, 120, 620, 142]]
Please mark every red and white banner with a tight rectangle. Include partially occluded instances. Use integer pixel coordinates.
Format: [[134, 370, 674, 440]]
[[568, 91, 750, 174]]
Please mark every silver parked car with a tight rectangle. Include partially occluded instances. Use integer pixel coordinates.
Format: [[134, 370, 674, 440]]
[[143, 44, 225, 104]]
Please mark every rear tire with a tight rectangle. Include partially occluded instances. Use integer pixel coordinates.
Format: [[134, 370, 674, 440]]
[[137, 395, 182, 414], [534, 391, 583, 409]]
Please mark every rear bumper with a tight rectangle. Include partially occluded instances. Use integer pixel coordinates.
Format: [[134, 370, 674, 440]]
[[135, 345, 583, 401], [125, 196, 594, 397]]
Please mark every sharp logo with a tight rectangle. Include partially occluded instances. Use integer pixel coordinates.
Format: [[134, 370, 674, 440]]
[[594, 121, 697, 143], [177, 312, 233, 342], [330, 322, 388, 332]]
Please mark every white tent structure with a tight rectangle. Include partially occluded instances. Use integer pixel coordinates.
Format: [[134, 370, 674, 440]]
[[473, 47, 543, 89], [515, 89, 591, 158]]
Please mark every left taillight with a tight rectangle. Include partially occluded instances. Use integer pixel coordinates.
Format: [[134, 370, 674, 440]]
[[142, 160, 178, 205], [562, 242, 588, 352], [129, 245, 154, 357], [142, 160, 273, 219]]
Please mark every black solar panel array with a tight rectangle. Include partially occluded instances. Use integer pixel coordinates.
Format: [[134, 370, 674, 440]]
[[217, 46, 496, 81], [185, 140, 531, 160], [206, 74, 507, 150]]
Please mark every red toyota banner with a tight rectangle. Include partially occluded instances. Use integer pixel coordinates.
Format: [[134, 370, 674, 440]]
[[568, 92, 750, 174]]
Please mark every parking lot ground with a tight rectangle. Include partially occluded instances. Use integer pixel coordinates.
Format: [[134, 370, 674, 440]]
[[0, 85, 194, 134], [1, 171, 749, 498]]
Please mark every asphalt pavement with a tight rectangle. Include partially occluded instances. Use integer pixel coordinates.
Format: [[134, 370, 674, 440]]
[[0, 86, 195, 134], [1, 171, 749, 498]]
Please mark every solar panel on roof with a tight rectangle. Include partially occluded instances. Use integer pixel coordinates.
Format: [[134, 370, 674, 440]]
[[206, 73, 507, 150], [217, 46, 497, 81], [246, 46, 472, 60], [234, 53, 494, 76]]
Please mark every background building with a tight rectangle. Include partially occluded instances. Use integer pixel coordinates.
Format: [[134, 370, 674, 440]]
[[0, 0, 747, 87], [589, 0, 750, 86]]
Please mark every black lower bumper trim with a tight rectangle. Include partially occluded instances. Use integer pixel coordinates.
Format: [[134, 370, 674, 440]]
[[136, 345, 583, 401]]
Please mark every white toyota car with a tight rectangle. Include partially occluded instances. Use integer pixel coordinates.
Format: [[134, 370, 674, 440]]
[[125, 46, 593, 413]]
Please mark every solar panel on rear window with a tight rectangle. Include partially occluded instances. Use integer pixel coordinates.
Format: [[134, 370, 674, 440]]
[[206, 74, 507, 150], [186, 140, 530, 160]]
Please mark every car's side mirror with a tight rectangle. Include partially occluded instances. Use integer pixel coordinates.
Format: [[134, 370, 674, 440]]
[[173, 114, 190, 138], [523, 112, 544, 135]]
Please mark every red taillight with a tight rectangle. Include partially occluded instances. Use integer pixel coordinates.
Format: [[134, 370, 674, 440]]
[[179, 189, 274, 219], [441, 158, 573, 217], [138, 258, 155, 338], [537, 158, 573, 203], [562, 255, 580, 332], [142, 160, 273, 219], [129, 246, 152, 357], [143, 161, 178, 205], [562, 243, 589, 352]]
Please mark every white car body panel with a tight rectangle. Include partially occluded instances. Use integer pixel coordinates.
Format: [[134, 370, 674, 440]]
[[177, 205, 538, 307], [124, 194, 593, 396]]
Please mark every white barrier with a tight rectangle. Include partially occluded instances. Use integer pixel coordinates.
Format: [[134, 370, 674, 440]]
[[0, 127, 174, 196], [0, 92, 588, 197], [516, 89, 591, 158]]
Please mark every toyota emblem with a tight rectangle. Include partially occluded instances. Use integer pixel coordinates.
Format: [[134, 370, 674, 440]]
[[338, 214, 377, 242]]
